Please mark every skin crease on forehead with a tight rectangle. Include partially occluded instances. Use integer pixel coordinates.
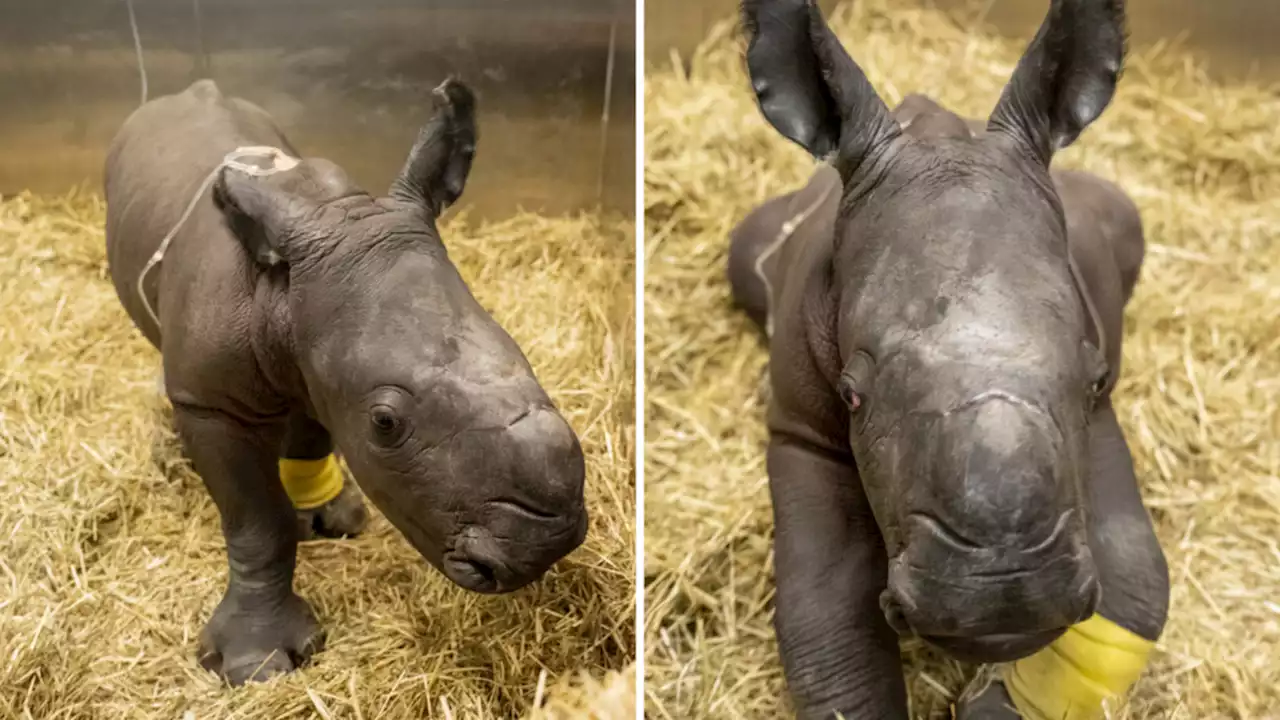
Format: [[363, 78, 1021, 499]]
[[279, 212, 540, 405], [839, 178, 1087, 392], [342, 253, 537, 394]]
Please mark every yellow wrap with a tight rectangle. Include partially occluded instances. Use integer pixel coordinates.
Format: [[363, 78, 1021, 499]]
[[279, 455, 344, 510], [1002, 614, 1155, 720]]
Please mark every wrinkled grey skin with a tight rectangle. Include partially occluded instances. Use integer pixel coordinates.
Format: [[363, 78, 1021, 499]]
[[732, 0, 1169, 717], [105, 78, 587, 685]]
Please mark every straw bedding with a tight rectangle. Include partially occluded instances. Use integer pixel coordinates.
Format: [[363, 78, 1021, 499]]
[[644, 1, 1280, 717], [0, 194, 635, 718]]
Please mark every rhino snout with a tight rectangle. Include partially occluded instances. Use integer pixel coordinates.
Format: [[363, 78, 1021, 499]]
[[502, 407, 587, 511], [881, 509, 1100, 662], [440, 408, 588, 594]]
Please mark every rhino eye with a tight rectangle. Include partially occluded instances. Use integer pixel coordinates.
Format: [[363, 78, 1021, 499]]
[[370, 405, 406, 445], [837, 375, 862, 411]]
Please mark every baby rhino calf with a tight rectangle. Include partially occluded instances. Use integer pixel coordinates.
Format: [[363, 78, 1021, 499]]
[[105, 78, 587, 685], [731, 0, 1169, 717]]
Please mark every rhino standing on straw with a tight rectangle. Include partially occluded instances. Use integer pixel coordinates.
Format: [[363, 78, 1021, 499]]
[[103, 78, 588, 685], [729, 0, 1169, 716]]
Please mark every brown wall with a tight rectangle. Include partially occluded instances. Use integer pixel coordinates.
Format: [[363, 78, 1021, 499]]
[[0, 0, 636, 220]]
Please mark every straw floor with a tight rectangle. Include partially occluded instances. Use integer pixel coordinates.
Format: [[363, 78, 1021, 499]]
[[644, 1, 1280, 717], [0, 195, 636, 718]]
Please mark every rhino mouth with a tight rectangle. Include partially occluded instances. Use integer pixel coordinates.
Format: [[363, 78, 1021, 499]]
[[919, 629, 1067, 664], [438, 511, 587, 594], [441, 527, 526, 594]]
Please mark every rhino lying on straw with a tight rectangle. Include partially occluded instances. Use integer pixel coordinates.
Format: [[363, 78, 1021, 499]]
[[729, 0, 1169, 716]]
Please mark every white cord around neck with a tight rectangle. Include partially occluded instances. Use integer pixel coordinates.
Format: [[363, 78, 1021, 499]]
[[755, 173, 840, 338], [136, 146, 300, 333]]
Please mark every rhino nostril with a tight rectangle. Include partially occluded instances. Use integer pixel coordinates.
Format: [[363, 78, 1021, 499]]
[[444, 554, 502, 592], [879, 588, 913, 636]]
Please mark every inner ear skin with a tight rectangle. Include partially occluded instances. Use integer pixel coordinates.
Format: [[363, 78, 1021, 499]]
[[743, 0, 839, 155], [742, 0, 900, 176], [837, 350, 874, 417], [987, 0, 1126, 162]]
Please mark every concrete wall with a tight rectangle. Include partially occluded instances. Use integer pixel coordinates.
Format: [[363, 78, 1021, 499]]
[[0, 0, 636, 220]]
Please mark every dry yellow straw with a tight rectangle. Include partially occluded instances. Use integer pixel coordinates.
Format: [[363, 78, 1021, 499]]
[[0, 193, 636, 717]]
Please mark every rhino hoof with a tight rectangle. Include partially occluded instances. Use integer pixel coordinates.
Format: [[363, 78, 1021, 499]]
[[296, 473, 369, 540], [198, 590, 324, 686]]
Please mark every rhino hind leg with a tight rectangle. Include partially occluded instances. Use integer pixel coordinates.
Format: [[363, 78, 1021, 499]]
[[281, 410, 369, 540]]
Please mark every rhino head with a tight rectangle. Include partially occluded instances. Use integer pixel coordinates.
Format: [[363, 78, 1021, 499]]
[[213, 79, 588, 594]]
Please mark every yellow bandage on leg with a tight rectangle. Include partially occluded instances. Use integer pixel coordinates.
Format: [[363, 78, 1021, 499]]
[[279, 455, 344, 510], [1002, 614, 1155, 720]]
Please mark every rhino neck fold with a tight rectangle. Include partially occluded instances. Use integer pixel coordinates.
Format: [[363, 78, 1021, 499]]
[[249, 264, 310, 410]]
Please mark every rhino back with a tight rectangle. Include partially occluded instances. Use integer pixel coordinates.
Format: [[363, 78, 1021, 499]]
[[104, 80, 299, 420], [104, 80, 292, 346]]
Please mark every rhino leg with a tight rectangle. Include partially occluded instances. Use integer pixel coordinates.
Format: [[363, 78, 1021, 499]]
[[956, 402, 1169, 718], [281, 410, 369, 540], [1079, 403, 1170, 641], [174, 405, 323, 686], [769, 434, 909, 719]]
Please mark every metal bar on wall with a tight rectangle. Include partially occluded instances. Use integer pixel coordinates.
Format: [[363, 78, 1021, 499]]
[[191, 0, 209, 78], [125, 0, 148, 105], [597, 0, 620, 203]]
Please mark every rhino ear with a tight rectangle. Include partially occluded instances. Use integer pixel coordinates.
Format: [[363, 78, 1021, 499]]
[[988, 0, 1125, 163], [213, 165, 317, 267], [390, 77, 478, 216], [742, 0, 897, 175]]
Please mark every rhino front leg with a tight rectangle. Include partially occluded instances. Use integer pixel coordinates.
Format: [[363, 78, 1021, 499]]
[[174, 405, 323, 686], [956, 403, 1168, 718], [1082, 403, 1170, 641], [769, 434, 909, 719], [281, 410, 368, 540]]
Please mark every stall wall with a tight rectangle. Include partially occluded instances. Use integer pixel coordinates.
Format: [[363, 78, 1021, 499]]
[[0, 0, 636, 220], [646, 0, 1280, 81]]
